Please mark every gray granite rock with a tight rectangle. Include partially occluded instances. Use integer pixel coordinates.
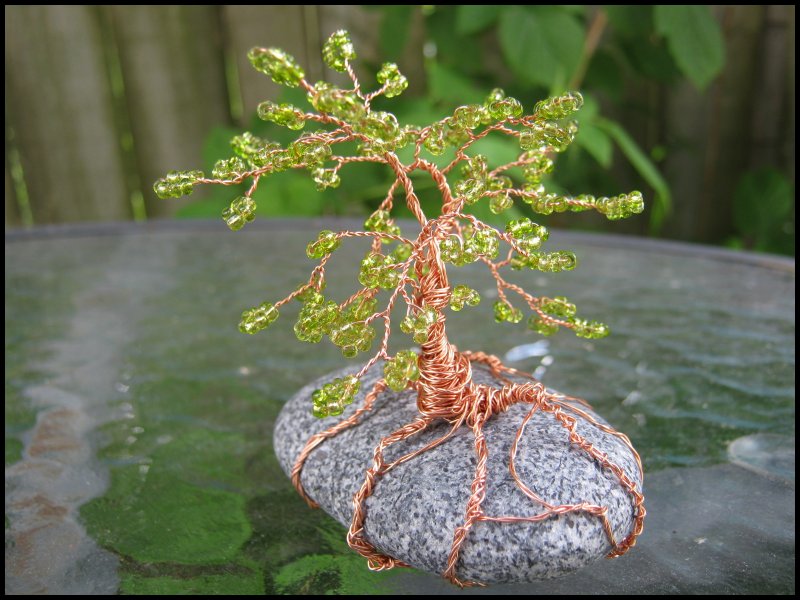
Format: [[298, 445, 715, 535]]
[[274, 363, 643, 585]]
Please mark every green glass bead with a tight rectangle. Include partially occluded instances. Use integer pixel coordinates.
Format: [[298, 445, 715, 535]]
[[377, 62, 408, 98], [322, 30, 356, 72], [290, 137, 331, 165], [311, 167, 341, 191], [484, 88, 505, 105], [471, 228, 499, 259], [383, 349, 420, 391], [391, 243, 413, 262], [439, 235, 462, 264], [571, 318, 610, 339], [541, 296, 577, 318], [527, 316, 558, 336], [212, 157, 247, 180], [493, 301, 522, 324], [257, 101, 305, 130], [248, 47, 304, 87], [519, 129, 541, 152], [364, 209, 401, 240], [455, 178, 486, 205], [506, 217, 534, 238], [487, 97, 523, 120], [627, 191, 645, 214], [223, 196, 257, 231], [238, 302, 278, 335], [312, 403, 328, 418], [357, 111, 400, 144], [450, 284, 480, 311], [557, 251, 577, 271], [308, 81, 366, 122], [461, 155, 488, 179], [453, 105, 482, 130], [490, 193, 513, 214], [307, 230, 340, 259], [533, 91, 584, 120], [487, 175, 512, 191], [400, 315, 415, 334], [345, 296, 377, 322], [423, 122, 447, 155], [230, 132, 272, 161]]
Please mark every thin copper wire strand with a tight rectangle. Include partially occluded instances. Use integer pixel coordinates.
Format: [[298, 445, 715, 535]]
[[291, 379, 387, 507]]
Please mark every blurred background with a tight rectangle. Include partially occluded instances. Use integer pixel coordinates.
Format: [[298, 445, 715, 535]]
[[5, 5, 795, 255]]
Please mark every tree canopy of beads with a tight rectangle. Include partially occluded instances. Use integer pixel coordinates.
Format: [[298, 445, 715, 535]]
[[156, 30, 646, 587]]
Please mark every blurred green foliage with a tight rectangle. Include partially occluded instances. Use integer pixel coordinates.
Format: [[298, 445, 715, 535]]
[[182, 5, 791, 256]]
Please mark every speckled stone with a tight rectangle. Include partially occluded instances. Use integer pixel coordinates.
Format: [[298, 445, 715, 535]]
[[274, 363, 643, 584]]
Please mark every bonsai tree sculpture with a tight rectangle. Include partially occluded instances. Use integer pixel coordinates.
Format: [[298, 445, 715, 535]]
[[156, 31, 645, 587]]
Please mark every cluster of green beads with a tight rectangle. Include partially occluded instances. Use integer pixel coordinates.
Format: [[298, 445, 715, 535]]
[[533, 92, 584, 120], [257, 101, 306, 130], [540, 296, 577, 318], [510, 250, 577, 272], [400, 306, 437, 344], [520, 121, 578, 153], [526, 192, 573, 215], [376, 63, 408, 98], [294, 290, 339, 343], [454, 155, 502, 206], [493, 301, 523, 324], [354, 111, 403, 153], [222, 196, 256, 231], [522, 153, 555, 185], [527, 314, 608, 339], [506, 218, 549, 254], [423, 88, 523, 156], [153, 170, 203, 199], [570, 318, 610, 339], [364, 209, 401, 241], [359, 252, 400, 289], [383, 350, 420, 392], [330, 320, 375, 358], [239, 302, 279, 334], [484, 88, 524, 121], [308, 81, 365, 121], [312, 375, 360, 418], [439, 227, 499, 266], [248, 47, 304, 87], [450, 285, 480, 312], [306, 230, 340, 259], [212, 157, 247, 180], [289, 135, 332, 166], [231, 132, 279, 166], [572, 192, 645, 220], [293, 289, 377, 357], [311, 167, 341, 191], [527, 316, 559, 336], [322, 30, 356, 72]]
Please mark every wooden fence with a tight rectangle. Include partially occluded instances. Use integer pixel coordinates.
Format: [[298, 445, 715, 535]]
[[5, 5, 795, 247]]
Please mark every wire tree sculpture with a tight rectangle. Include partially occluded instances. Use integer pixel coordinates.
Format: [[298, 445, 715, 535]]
[[156, 31, 646, 587]]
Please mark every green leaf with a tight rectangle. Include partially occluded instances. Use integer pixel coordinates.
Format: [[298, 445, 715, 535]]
[[426, 62, 485, 105], [498, 6, 585, 91], [456, 6, 502, 35], [654, 5, 725, 89], [595, 117, 672, 232], [605, 6, 653, 37], [733, 168, 793, 241], [576, 123, 613, 168]]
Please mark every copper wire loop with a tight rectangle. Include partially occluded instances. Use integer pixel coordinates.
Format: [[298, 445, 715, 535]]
[[278, 66, 646, 587]]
